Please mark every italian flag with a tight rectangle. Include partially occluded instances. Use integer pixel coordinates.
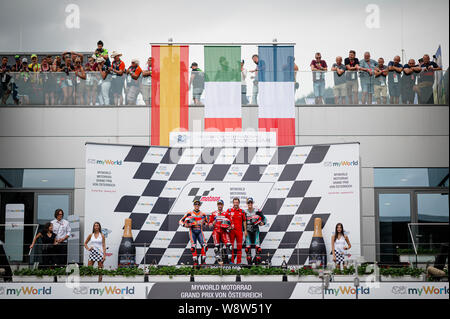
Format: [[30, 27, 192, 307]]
[[151, 45, 189, 146], [258, 46, 296, 145], [204, 46, 242, 131]]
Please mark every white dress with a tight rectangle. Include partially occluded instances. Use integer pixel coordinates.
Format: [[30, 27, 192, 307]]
[[88, 233, 104, 262]]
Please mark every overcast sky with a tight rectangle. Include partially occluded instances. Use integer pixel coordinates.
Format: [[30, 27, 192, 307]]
[[1, 0, 448, 99]]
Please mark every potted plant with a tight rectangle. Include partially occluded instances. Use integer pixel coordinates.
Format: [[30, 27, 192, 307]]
[[146, 266, 192, 282], [239, 266, 284, 282], [102, 267, 145, 282], [193, 267, 238, 282], [397, 248, 438, 267], [380, 266, 425, 281], [13, 267, 57, 283], [290, 266, 319, 282]]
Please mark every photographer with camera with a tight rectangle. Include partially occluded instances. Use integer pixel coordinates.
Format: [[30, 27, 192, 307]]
[[96, 56, 112, 105], [59, 53, 75, 105]]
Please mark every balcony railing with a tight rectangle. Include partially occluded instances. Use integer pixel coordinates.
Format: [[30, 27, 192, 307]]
[[0, 70, 447, 106]]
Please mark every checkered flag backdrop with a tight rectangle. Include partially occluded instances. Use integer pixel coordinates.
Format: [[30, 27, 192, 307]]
[[84, 143, 361, 267]]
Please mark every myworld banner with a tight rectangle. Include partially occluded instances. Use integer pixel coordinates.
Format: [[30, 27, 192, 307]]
[[84, 142, 361, 268]]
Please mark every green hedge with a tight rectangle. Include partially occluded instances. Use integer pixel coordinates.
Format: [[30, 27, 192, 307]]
[[13, 265, 426, 278]]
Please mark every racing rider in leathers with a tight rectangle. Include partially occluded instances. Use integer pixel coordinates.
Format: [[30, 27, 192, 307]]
[[226, 197, 247, 264], [208, 199, 233, 264], [179, 200, 208, 266], [244, 197, 267, 265]]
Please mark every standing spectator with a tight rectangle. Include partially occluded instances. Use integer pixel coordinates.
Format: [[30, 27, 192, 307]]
[[249, 54, 258, 104], [51, 208, 71, 267], [60, 54, 75, 105], [97, 56, 112, 105], [345, 50, 360, 104], [17, 58, 30, 105], [110, 51, 125, 105], [95, 40, 110, 66], [29, 222, 58, 268], [388, 56, 403, 104], [374, 58, 389, 104], [12, 55, 21, 72], [401, 59, 421, 104], [241, 60, 249, 105], [28, 54, 41, 72], [189, 62, 204, 105], [310, 52, 328, 105], [294, 58, 299, 94], [331, 56, 347, 104], [359, 52, 377, 105], [85, 55, 98, 106], [40, 57, 54, 105], [1, 56, 12, 104], [84, 222, 106, 281], [126, 59, 142, 105], [416, 54, 442, 104], [52, 56, 64, 104], [28, 54, 42, 104], [141, 57, 152, 106], [74, 57, 87, 105]]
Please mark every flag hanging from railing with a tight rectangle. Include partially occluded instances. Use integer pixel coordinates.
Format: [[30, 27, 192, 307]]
[[257, 46, 295, 145], [433, 45, 445, 104], [204, 46, 242, 131], [151, 45, 189, 146]]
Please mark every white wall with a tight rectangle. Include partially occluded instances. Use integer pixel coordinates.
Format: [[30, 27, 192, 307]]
[[1, 105, 449, 262]]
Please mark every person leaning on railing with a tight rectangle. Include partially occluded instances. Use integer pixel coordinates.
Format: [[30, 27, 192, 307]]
[[74, 57, 87, 105], [110, 51, 126, 106], [40, 56, 56, 105], [59, 53, 75, 105], [387, 56, 403, 105], [310, 52, 327, 105], [97, 56, 112, 105], [401, 59, 421, 104], [140, 57, 152, 106], [331, 56, 347, 105], [30, 222, 58, 269], [416, 54, 442, 104], [85, 55, 99, 106], [345, 50, 360, 104], [373, 57, 389, 105], [359, 52, 378, 105], [126, 59, 142, 105]]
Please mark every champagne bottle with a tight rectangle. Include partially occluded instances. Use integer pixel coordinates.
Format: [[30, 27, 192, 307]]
[[118, 218, 136, 268], [308, 217, 327, 267]]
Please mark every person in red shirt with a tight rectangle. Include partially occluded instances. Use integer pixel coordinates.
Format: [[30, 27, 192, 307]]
[[209, 199, 233, 265], [179, 200, 208, 266], [226, 197, 247, 264]]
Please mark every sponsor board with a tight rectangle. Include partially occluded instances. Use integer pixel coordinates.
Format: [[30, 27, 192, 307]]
[[0, 282, 447, 299], [169, 132, 277, 147], [84, 143, 361, 268]]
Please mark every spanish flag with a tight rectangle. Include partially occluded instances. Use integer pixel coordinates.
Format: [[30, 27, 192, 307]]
[[151, 45, 189, 146]]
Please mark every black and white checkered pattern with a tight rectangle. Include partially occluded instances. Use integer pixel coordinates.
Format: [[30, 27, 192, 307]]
[[114, 146, 331, 266], [89, 248, 104, 262], [334, 250, 345, 264]]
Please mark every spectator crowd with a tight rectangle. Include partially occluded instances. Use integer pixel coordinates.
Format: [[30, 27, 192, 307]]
[[0, 42, 445, 106], [312, 50, 443, 105]]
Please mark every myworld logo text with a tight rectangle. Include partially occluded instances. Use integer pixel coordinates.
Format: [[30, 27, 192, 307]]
[[0, 286, 52, 296], [88, 159, 123, 166], [324, 160, 359, 167], [324, 286, 370, 296], [73, 286, 135, 296]]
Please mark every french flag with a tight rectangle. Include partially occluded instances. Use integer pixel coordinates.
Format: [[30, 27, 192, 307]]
[[257, 46, 296, 145]]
